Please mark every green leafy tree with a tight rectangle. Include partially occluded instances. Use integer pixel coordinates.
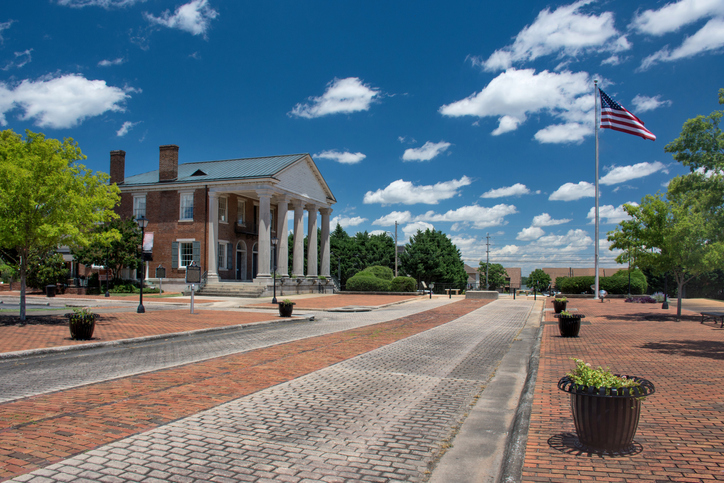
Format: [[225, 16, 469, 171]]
[[0, 130, 119, 320], [400, 228, 467, 290], [72, 218, 142, 283], [607, 192, 724, 317], [25, 251, 69, 289], [527, 269, 551, 292], [478, 262, 507, 290]]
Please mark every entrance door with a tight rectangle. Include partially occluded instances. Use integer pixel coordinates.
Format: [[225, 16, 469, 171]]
[[236, 241, 247, 280]]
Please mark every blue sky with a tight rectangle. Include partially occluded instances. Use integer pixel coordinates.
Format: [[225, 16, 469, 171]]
[[2, 0, 723, 274]]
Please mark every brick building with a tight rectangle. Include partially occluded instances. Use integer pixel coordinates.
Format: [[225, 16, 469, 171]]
[[111, 145, 336, 294]]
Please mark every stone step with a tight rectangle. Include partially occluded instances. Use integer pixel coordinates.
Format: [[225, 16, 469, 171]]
[[196, 282, 266, 298]]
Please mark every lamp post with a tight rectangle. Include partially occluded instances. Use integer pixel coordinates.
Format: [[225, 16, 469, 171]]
[[105, 258, 110, 297], [136, 215, 148, 314], [429, 282, 435, 299], [271, 236, 278, 304]]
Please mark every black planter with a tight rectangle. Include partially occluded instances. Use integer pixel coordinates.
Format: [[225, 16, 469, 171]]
[[67, 315, 96, 340], [278, 303, 294, 317], [552, 300, 567, 314], [558, 375, 655, 453], [554, 314, 584, 337]]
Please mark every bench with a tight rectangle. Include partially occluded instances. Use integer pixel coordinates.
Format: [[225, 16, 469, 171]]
[[445, 288, 460, 298], [701, 312, 724, 328]]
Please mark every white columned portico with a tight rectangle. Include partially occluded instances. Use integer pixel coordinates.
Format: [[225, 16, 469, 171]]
[[320, 207, 332, 278], [306, 203, 318, 278], [256, 189, 273, 278], [292, 199, 305, 278], [276, 197, 290, 277], [207, 191, 220, 282]]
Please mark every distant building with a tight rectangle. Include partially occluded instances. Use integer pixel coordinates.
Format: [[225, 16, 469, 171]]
[[544, 267, 625, 289], [465, 264, 521, 292]]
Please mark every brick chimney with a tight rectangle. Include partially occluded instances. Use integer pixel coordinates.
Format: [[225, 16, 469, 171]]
[[110, 150, 125, 185], [159, 145, 179, 182]]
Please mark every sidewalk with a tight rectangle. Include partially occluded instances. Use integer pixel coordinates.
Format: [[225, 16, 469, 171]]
[[522, 298, 724, 482]]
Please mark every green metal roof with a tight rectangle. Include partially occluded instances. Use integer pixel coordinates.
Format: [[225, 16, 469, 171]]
[[122, 154, 308, 186]]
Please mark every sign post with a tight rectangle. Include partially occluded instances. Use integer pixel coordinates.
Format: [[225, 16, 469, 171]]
[[155, 265, 166, 296], [185, 262, 202, 314]]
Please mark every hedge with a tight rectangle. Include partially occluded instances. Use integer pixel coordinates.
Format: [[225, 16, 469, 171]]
[[361, 266, 394, 281], [346, 272, 391, 292], [390, 276, 416, 292], [555, 269, 647, 295]]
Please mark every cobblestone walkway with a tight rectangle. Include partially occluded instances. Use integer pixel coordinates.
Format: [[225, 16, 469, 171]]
[[6, 299, 533, 483]]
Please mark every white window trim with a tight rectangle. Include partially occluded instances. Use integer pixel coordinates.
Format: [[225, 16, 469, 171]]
[[177, 238, 196, 269], [133, 194, 146, 219], [219, 196, 229, 224], [237, 199, 246, 226], [179, 192, 194, 222], [218, 239, 230, 271]]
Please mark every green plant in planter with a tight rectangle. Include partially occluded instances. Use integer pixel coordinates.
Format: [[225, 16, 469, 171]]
[[67, 307, 97, 340], [279, 298, 294, 306], [554, 297, 568, 303], [566, 358, 641, 395], [278, 298, 295, 317]]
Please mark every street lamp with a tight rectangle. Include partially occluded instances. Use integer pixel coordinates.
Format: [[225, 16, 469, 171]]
[[135, 215, 148, 314], [105, 257, 110, 297], [271, 235, 278, 303], [429, 282, 435, 299]]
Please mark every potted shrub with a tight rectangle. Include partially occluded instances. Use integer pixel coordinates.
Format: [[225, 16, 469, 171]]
[[67, 307, 97, 340], [558, 359, 655, 454], [278, 298, 295, 317], [552, 297, 568, 314], [553, 310, 584, 337]]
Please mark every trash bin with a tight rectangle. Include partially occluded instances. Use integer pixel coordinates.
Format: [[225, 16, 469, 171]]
[[46, 285, 56, 297]]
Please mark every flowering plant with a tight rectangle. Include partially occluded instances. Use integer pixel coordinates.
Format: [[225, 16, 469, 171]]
[[567, 358, 641, 392], [68, 307, 96, 324]]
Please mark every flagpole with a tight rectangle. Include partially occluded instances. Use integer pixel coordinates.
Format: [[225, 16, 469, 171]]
[[594, 80, 600, 300]]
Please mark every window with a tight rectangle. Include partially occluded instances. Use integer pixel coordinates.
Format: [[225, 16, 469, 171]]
[[180, 242, 194, 268], [180, 193, 194, 221], [219, 197, 228, 223], [133, 195, 146, 219], [218, 241, 232, 270], [237, 199, 245, 225]]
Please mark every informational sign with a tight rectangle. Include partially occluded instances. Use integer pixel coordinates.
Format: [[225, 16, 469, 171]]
[[186, 264, 202, 284], [156, 266, 166, 279]]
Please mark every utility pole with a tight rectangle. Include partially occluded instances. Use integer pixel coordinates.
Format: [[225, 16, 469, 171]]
[[394, 221, 398, 277], [485, 233, 490, 290]]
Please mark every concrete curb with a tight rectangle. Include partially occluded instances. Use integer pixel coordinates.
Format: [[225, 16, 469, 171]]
[[428, 300, 543, 483], [0, 315, 314, 361]]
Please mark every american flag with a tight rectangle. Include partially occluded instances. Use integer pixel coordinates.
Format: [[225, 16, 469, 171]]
[[599, 89, 656, 141]]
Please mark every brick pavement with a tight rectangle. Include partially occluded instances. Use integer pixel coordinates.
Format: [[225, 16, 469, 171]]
[[0, 299, 490, 481], [523, 298, 724, 483]]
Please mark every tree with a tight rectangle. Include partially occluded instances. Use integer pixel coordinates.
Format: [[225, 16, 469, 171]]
[[25, 251, 69, 289], [0, 130, 120, 320], [72, 218, 142, 283], [527, 269, 551, 292], [607, 192, 724, 317], [478, 262, 507, 290], [399, 228, 467, 290]]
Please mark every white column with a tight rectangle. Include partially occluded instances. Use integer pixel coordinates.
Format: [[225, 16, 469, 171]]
[[292, 199, 305, 278], [276, 197, 290, 278], [320, 207, 332, 278], [306, 203, 318, 278], [256, 189, 273, 278], [207, 191, 219, 282]]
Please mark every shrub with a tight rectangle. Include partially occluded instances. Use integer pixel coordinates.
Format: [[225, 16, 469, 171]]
[[346, 272, 391, 291], [361, 266, 394, 281], [556, 276, 595, 294], [390, 276, 416, 292], [556, 270, 647, 295]]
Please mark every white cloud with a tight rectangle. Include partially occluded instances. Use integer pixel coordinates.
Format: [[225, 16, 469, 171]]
[[403, 221, 435, 240], [363, 176, 472, 205], [331, 215, 367, 229], [0, 74, 132, 129], [549, 181, 594, 201], [481, 183, 531, 198], [314, 150, 366, 165], [587, 203, 636, 224], [144, 0, 218, 37], [116, 120, 140, 136], [630, 0, 724, 36], [640, 18, 724, 69], [56, 0, 145, 7], [600, 161, 667, 185], [532, 213, 571, 226], [517, 226, 545, 241], [537, 229, 593, 249], [98, 57, 125, 67], [2, 49, 32, 71], [290, 77, 380, 119], [631, 95, 672, 112], [372, 211, 413, 226], [476, 0, 629, 71], [439, 68, 593, 143], [415, 203, 518, 229], [534, 122, 592, 144], [0, 20, 14, 45], [402, 141, 451, 161]]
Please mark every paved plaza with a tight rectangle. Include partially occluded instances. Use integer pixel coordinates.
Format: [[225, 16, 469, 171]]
[[1, 292, 723, 482]]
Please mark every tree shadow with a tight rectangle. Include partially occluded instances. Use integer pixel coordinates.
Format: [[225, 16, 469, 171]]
[[0, 314, 68, 326], [640, 340, 724, 360], [597, 312, 700, 323], [548, 432, 643, 457]]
